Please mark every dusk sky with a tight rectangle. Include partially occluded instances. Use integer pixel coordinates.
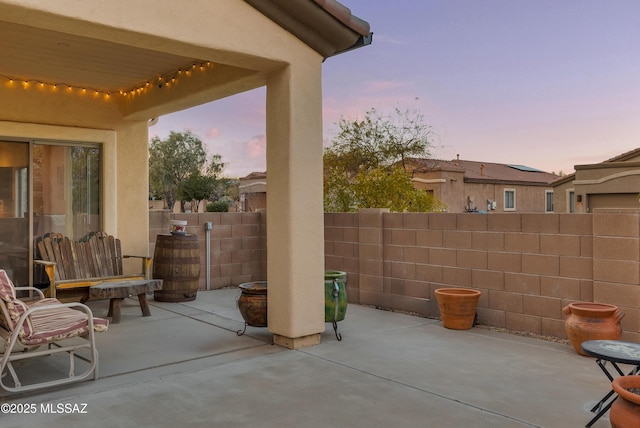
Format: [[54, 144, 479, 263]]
[[150, 0, 640, 178]]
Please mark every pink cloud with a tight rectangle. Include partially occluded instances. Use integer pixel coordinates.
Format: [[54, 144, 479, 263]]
[[246, 135, 266, 158], [206, 127, 220, 139], [217, 135, 266, 177]]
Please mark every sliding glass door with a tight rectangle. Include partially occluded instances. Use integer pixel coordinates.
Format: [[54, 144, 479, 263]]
[[33, 144, 101, 240], [0, 141, 29, 286], [0, 140, 101, 286]]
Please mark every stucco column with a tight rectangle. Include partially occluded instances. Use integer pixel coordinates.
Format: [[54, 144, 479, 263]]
[[116, 122, 152, 270], [266, 61, 325, 349]]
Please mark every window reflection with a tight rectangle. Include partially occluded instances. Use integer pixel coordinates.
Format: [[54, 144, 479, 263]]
[[0, 141, 29, 285], [33, 144, 101, 241], [0, 141, 101, 287]]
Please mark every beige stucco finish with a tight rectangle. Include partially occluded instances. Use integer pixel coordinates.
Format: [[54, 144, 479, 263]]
[[553, 150, 640, 213], [0, 0, 338, 346], [266, 62, 326, 340]]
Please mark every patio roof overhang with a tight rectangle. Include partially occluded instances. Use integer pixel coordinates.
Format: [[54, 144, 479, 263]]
[[0, 0, 371, 120], [244, 0, 372, 59]]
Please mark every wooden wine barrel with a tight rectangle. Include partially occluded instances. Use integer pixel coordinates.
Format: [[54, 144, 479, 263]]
[[153, 234, 201, 302]]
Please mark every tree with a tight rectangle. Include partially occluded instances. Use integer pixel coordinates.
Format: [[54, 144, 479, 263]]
[[326, 107, 432, 174], [149, 131, 226, 211], [177, 172, 215, 212], [324, 107, 446, 212], [351, 165, 445, 212]]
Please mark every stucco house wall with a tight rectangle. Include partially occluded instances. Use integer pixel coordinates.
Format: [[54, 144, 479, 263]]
[[551, 178, 575, 213], [409, 158, 556, 213], [238, 172, 267, 212], [552, 147, 640, 213], [0, 0, 372, 347], [414, 174, 554, 213]]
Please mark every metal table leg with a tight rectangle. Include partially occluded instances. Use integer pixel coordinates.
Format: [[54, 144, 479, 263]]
[[585, 360, 640, 427]]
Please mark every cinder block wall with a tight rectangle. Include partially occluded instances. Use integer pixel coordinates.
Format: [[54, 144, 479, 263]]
[[149, 211, 267, 290], [592, 211, 640, 342], [150, 208, 639, 342], [324, 209, 639, 343]]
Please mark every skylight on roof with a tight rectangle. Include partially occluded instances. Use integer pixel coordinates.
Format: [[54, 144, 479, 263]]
[[507, 164, 543, 173]]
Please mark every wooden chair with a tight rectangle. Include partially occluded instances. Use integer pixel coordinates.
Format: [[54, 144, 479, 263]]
[[0, 269, 108, 393]]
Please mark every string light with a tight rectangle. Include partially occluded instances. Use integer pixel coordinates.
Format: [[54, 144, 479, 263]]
[[0, 60, 214, 101]]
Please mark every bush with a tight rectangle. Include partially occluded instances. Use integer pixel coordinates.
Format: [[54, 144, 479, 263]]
[[206, 201, 230, 212]]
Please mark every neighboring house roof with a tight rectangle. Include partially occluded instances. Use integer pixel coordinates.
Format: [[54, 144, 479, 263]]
[[239, 171, 267, 193], [601, 146, 640, 163], [244, 0, 372, 58], [551, 172, 576, 187], [551, 146, 640, 187], [241, 171, 267, 180], [409, 158, 558, 186]]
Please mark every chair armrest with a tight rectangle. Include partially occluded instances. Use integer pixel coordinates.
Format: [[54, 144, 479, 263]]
[[14, 286, 46, 300], [123, 255, 152, 279], [33, 260, 57, 267]]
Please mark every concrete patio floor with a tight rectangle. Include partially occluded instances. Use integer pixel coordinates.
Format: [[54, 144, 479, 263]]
[[1, 289, 626, 427]]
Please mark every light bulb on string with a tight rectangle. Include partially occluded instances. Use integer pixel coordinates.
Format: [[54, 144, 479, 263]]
[[1, 59, 212, 100]]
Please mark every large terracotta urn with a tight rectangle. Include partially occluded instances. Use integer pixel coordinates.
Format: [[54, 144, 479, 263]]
[[563, 302, 624, 356], [434, 288, 481, 330], [610, 375, 640, 428], [237, 281, 268, 327]]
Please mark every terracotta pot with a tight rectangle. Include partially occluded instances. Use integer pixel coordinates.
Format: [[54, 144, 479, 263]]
[[610, 375, 640, 428], [237, 281, 267, 327], [434, 288, 481, 330], [563, 302, 624, 356]]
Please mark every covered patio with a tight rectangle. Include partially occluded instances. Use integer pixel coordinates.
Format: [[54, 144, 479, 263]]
[[1, 290, 619, 427], [0, 0, 371, 348]]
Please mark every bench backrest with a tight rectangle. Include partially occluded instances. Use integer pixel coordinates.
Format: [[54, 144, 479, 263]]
[[36, 232, 123, 280]]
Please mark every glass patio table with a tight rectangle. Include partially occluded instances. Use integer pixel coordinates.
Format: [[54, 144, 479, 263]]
[[581, 340, 640, 427]]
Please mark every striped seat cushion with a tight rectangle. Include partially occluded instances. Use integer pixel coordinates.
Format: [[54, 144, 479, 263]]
[[0, 269, 108, 345], [21, 300, 108, 346]]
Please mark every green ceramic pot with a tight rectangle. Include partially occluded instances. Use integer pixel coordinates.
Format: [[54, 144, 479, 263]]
[[324, 270, 348, 323]]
